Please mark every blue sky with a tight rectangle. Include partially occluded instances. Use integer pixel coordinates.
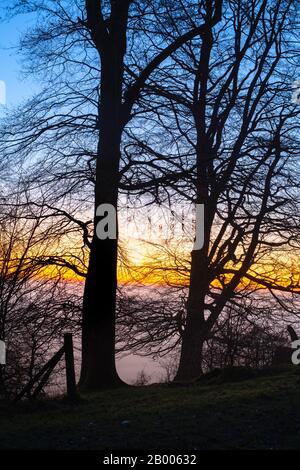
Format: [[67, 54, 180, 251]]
[[0, 11, 39, 110]]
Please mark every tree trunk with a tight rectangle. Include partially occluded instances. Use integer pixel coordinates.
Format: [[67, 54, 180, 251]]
[[0, 365, 6, 399], [79, 50, 125, 389], [174, 11, 214, 383], [174, 250, 208, 382], [80, 235, 122, 389]]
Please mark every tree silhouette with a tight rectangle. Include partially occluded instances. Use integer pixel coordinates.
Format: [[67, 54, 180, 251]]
[[0, 0, 223, 389], [122, 0, 300, 381]]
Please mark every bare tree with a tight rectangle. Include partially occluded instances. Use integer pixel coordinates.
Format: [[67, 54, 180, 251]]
[[120, 0, 300, 381], [116, 233, 299, 376], [0, 193, 81, 398], [0, 0, 223, 389], [2, 0, 299, 387]]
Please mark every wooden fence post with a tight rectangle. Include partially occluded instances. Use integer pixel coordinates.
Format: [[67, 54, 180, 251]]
[[64, 333, 78, 400], [14, 346, 65, 402]]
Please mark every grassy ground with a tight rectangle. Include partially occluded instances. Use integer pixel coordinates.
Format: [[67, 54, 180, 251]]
[[1, 366, 300, 450]]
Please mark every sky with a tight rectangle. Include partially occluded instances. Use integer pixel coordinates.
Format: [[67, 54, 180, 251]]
[[1, 3, 297, 383], [0, 9, 168, 382], [0, 11, 39, 111], [0, 6, 192, 289]]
